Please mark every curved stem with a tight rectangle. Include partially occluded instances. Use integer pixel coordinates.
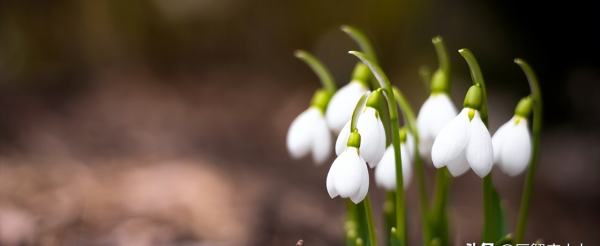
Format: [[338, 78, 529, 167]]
[[342, 25, 378, 62], [458, 48, 489, 125], [364, 194, 378, 246], [393, 87, 430, 245], [430, 37, 451, 94], [295, 50, 337, 93], [433, 37, 449, 72], [350, 51, 404, 246], [351, 92, 371, 132], [460, 48, 501, 243], [514, 59, 543, 244]]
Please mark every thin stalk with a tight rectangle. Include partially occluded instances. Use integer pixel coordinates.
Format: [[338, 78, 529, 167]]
[[430, 167, 451, 245], [430, 37, 451, 94], [514, 59, 543, 244], [294, 50, 337, 93], [433, 37, 449, 73], [351, 92, 371, 131], [350, 51, 405, 246], [364, 194, 378, 246], [383, 191, 396, 246], [342, 25, 378, 62], [393, 87, 430, 244], [346, 199, 359, 246], [460, 49, 499, 243], [482, 175, 497, 242], [458, 49, 488, 123]]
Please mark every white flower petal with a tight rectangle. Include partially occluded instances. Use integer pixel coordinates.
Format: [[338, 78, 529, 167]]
[[350, 157, 369, 204], [375, 146, 395, 190], [375, 144, 412, 190], [311, 115, 332, 165], [326, 165, 338, 198], [328, 147, 364, 198], [400, 143, 413, 188], [498, 119, 532, 176], [287, 108, 320, 159], [491, 119, 513, 164], [325, 81, 369, 133], [417, 94, 458, 161], [446, 148, 470, 177], [466, 111, 494, 178], [357, 107, 386, 167], [431, 108, 471, 168], [335, 121, 352, 156]]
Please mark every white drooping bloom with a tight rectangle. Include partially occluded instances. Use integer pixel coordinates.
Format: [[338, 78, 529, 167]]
[[326, 147, 369, 204], [431, 108, 494, 178], [492, 116, 532, 177], [325, 81, 370, 133], [375, 139, 413, 191], [416, 93, 458, 163], [286, 107, 332, 165], [335, 107, 386, 167]]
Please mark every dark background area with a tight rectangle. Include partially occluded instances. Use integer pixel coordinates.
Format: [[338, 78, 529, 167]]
[[1, 1, 598, 246]]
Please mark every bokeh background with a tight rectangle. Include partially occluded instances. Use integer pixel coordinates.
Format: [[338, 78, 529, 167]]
[[1, 1, 598, 246]]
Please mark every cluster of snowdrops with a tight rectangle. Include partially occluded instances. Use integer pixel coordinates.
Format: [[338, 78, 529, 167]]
[[286, 26, 542, 246]]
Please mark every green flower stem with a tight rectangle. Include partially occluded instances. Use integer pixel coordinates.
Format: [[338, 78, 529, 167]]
[[343, 25, 379, 90], [393, 87, 430, 244], [364, 194, 378, 246], [482, 175, 497, 242], [431, 37, 451, 94], [346, 200, 360, 246], [458, 49, 488, 123], [430, 167, 451, 245], [384, 191, 396, 246], [433, 37, 449, 73], [460, 49, 502, 243], [342, 25, 378, 62], [348, 199, 370, 246], [351, 92, 371, 132], [294, 50, 337, 93], [350, 51, 405, 246], [514, 59, 543, 244]]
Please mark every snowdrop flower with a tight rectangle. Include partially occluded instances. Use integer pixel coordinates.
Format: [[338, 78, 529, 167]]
[[335, 90, 386, 167], [416, 93, 457, 162], [286, 90, 333, 165], [375, 130, 413, 190], [326, 81, 370, 133], [417, 36, 456, 162], [325, 64, 371, 134], [431, 85, 494, 178], [492, 97, 533, 176], [327, 132, 369, 204]]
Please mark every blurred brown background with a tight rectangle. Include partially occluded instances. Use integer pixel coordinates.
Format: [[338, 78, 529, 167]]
[[1, 1, 598, 246]]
